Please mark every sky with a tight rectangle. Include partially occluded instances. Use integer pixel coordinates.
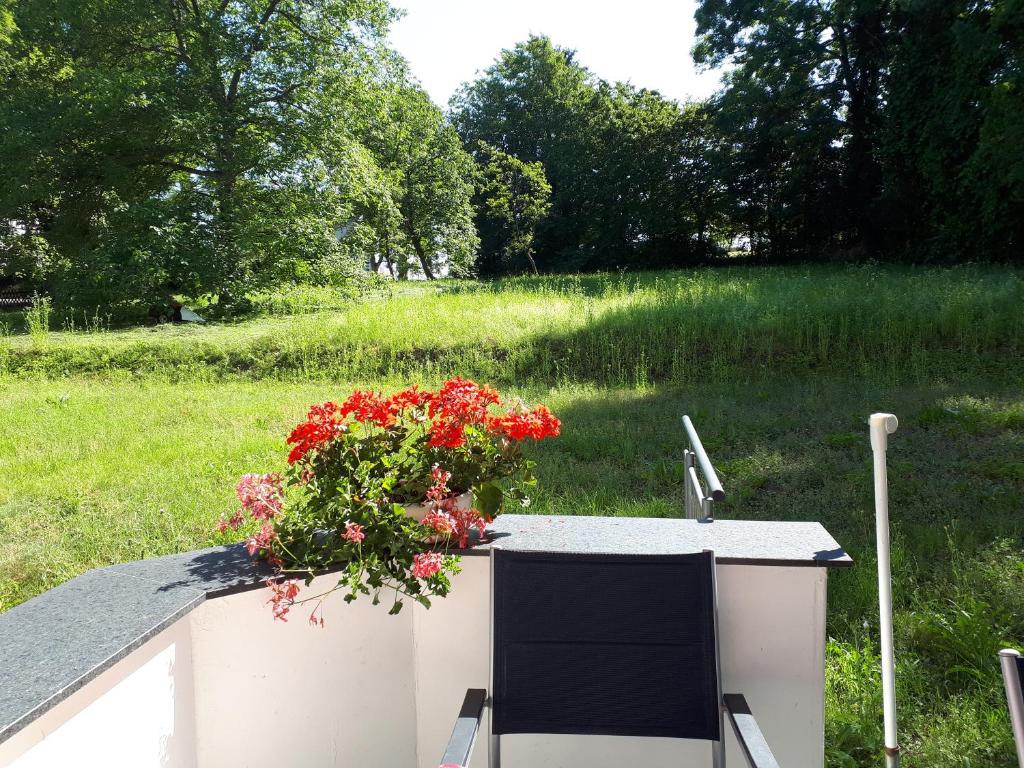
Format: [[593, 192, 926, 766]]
[[387, 0, 724, 109]]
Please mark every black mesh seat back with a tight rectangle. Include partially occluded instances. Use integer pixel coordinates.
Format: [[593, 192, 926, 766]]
[[1017, 656, 1024, 696], [491, 549, 720, 740]]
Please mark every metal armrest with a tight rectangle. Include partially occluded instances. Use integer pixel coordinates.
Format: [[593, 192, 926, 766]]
[[439, 688, 487, 768], [724, 694, 781, 768]]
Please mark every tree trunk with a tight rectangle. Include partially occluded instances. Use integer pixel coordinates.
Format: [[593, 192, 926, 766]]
[[408, 234, 435, 280], [213, 124, 240, 301], [401, 213, 437, 280]]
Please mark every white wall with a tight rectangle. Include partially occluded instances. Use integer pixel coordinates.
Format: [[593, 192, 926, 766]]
[[189, 576, 418, 768], [0, 617, 196, 768], [1, 563, 828, 768]]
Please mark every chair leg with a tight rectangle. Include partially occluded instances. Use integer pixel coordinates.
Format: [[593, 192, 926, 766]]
[[489, 733, 500, 768], [712, 736, 726, 768]]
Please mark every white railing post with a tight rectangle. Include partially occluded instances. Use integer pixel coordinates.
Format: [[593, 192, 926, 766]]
[[870, 413, 900, 768], [683, 448, 697, 520]]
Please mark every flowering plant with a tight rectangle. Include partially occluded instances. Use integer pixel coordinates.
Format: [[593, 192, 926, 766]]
[[218, 378, 559, 624]]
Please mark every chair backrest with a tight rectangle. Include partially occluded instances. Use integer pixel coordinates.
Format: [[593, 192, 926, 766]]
[[490, 548, 720, 741]]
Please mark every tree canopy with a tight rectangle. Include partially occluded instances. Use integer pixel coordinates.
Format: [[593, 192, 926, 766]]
[[471, 142, 551, 276], [2, 3, 1023, 307], [693, 0, 1024, 261], [451, 36, 724, 272], [0, 0, 476, 309]]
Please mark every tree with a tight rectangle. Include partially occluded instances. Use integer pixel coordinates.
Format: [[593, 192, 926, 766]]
[[451, 36, 598, 271], [472, 142, 551, 275], [882, 0, 1024, 261], [694, 0, 895, 257], [0, 0, 396, 309], [452, 35, 725, 272], [706, 60, 846, 260], [583, 84, 728, 267], [362, 81, 478, 279]]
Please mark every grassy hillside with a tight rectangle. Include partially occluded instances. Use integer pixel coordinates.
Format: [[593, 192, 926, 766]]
[[2, 264, 1022, 383], [1, 266, 1022, 766]]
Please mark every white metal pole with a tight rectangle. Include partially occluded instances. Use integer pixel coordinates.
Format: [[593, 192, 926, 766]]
[[870, 413, 900, 768]]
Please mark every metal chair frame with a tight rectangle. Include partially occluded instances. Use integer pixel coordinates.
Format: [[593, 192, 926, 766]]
[[1000, 648, 1024, 768], [440, 547, 781, 768]]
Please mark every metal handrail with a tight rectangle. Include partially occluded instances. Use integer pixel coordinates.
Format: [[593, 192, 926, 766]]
[[682, 415, 725, 502]]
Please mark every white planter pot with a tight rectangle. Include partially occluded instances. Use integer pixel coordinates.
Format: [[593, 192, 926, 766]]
[[402, 491, 473, 522]]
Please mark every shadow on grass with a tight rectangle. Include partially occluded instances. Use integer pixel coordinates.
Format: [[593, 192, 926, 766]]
[[526, 378, 1024, 632]]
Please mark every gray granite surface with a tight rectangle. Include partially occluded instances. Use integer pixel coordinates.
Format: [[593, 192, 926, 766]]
[[110, 542, 277, 596], [486, 515, 853, 567], [0, 567, 205, 743], [0, 515, 849, 745]]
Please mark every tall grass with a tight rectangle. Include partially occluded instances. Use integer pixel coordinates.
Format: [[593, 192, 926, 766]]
[[3, 265, 1022, 382], [23, 293, 51, 349]]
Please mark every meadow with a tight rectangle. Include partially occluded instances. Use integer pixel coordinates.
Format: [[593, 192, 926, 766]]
[[1, 264, 1022, 766]]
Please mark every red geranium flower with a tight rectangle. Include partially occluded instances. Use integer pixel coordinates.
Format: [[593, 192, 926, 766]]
[[339, 390, 395, 427], [387, 385, 435, 413], [286, 401, 345, 464], [487, 404, 561, 441], [426, 378, 502, 448]]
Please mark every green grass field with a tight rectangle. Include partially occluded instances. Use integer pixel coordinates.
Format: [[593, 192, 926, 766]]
[[1, 265, 1022, 765], [2, 264, 1022, 383]]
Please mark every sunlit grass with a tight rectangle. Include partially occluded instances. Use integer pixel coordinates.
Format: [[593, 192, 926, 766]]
[[3, 264, 1022, 383]]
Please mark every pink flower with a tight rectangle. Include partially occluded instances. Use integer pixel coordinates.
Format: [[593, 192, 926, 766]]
[[342, 521, 365, 543], [412, 551, 444, 580], [422, 509, 456, 535], [265, 578, 301, 622], [450, 506, 488, 548], [236, 473, 284, 521], [245, 522, 277, 557], [216, 509, 244, 534], [426, 466, 452, 502]]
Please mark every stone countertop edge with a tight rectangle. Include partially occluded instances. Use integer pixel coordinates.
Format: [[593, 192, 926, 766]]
[[0, 514, 851, 746], [0, 568, 207, 744]]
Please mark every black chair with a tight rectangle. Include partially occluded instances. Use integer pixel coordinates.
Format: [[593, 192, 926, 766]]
[[439, 548, 782, 767], [1000, 648, 1024, 767]]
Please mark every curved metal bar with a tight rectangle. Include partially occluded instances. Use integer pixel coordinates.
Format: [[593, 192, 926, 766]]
[[1000, 648, 1024, 768], [723, 694, 782, 768], [439, 688, 486, 767], [682, 415, 726, 502]]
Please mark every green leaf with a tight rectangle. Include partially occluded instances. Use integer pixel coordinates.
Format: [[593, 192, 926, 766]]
[[474, 481, 504, 516]]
